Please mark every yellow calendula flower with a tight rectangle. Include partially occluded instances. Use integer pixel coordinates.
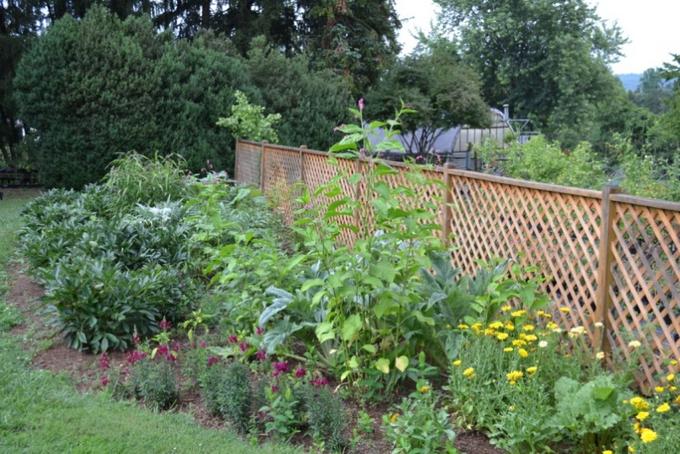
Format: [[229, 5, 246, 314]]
[[524, 334, 538, 342], [452, 359, 462, 367], [512, 339, 527, 347], [457, 323, 469, 330], [670, 385, 677, 392], [628, 340, 642, 349], [522, 324, 535, 332], [666, 373, 675, 382], [603, 450, 613, 454], [558, 306, 570, 313], [640, 428, 658, 443], [546, 321, 558, 330], [471, 322, 483, 333], [636, 411, 649, 421], [489, 321, 504, 330], [506, 370, 524, 384], [503, 347, 513, 353], [671, 359, 678, 366], [518, 348, 529, 358], [630, 396, 650, 411], [483, 328, 496, 336], [655, 386, 665, 393], [504, 321, 515, 331], [633, 422, 641, 434], [496, 332, 509, 341], [419, 385, 430, 394], [656, 403, 671, 413], [527, 366, 538, 375], [596, 351, 605, 360], [501, 305, 512, 312], [511, 310, 526, 318], [389, 413, 399, 423], [463, 367, 475, 379], [628, 447, 636, 453]]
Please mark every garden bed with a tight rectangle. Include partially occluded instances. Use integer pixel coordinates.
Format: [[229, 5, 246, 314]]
[[11, 148, 680, 453]]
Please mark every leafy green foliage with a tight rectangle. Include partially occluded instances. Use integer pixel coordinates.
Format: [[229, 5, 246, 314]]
[[383, 384, 457, 453], [217, 90, 281, 143], [302, 385, 347, 452], [219, 362, 254, 434], [130, 358, 179, 410]]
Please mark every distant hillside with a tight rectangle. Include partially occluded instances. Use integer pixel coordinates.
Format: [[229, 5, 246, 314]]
[[618, 73, 641, 91]]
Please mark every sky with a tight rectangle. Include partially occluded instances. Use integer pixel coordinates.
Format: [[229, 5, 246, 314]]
[[395, 0, 679, 74]]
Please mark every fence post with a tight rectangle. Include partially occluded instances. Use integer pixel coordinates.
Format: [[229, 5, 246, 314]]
[[259, 141, 267, 192], [299, 145, 307, 184], [441, 166, 453, 244], [593, 185, 620, 355], [234, 139, 240, 182]]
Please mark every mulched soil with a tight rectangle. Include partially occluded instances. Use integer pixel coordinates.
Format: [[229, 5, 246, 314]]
[[5, 263, 505, 453]]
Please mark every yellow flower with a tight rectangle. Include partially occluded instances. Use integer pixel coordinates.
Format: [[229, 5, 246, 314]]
[[471, 323, 482, 333], [511, 310, 526, 318], [655, 386, 665, 393], [419, 385, 431, 394], [670, 385, 677, 392], [675, 395, 680, 405], [483, 328, 496, 336], [496, 332, 509, 341], [503, 347, 513, 353], [671, 359, 678, 366], [506, 370, 524, 384], [603, 450, 613, 454], [628, 340, 641, 349], [389, 413, 399, 423], [452, 359, 462, 367], [558, 306, 570, 313], [504, 321, 515, 331], [568, 326, 586, 338], [489, 321, 504, 330], [501, 305, 512, 312], [512, 339, 527, 347], [640, 428, 658, 443], [522, 324, 535, 332], [546, 321, 558, 330], [656, 402, 671, 413], [630, 396, 650, 411], [666, 373, 675, 382], [628, 447, 635, 453], [526, 366, 538, 375], [463, 367, 475, 379], [457, 323, 469, 330], [518, 348, 529, 358], [524, 334, 538, 342], [596, 351, 605, 360], [636, 411, 649, 421]]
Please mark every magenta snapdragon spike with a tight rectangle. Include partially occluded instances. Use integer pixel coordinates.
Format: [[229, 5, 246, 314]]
[[199, 340, 207, 349], [126, 350, 147, 365], [207, 356, 220, 367], [171, 340, 182, 352], [294, 367, 306, 378], [132, 333, 141, 346], [311, 375, 329, 387], [271, 385, 279, 393], [239, 341, 250, 352], [159, 318, 172, 331], [256, 350, 267, 361], [100, 375, 109, 387], [272, 361, 289, 377], [98, 352, 110, 371], [358, 97, 365, 112], [227, 335, 238, 344], [256, 326, 265, 336]]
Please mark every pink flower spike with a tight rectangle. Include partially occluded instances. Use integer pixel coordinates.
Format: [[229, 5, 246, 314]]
[[358, 98, 365, 112], [159, 318, 172, 332], [256, 326, 265, 336], [239, 341, 250, 352], [100, 375, 109, 387], [294, 367, 306, 378], [98, 352, 110, 371], [207, 356, 220, 367], [227, 335, 238, 344], [271, 385, 279, 393], [256, 350, 267, 361], [199, 340, 207, 349]]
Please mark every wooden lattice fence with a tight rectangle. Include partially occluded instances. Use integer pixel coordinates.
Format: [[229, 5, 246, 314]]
[[235, 139, 680, 388]]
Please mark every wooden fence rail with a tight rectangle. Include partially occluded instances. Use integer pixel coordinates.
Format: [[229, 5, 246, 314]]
[[235, 139, 680, 387]]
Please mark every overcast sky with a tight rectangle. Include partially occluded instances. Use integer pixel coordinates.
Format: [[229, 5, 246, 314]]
[[395, 0, 679, 74]]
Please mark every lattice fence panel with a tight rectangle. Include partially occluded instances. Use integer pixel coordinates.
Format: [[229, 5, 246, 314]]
[[235, 141, 262, 186], [261, 146, 302, 225], [446, 173, 603, 342], [607, 202, 680, 385]]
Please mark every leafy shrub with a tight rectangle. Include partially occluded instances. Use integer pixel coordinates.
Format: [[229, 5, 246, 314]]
[[383, 383, 457, 453], [45, 256, 195, 352], [130, 358, 179, 410], [217, 90, 281, 143], [219, 362, 253, 433], [302, 385, 347, 452]]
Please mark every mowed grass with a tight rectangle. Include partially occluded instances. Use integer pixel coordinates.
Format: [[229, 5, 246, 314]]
[[0, 189, 298, 454]]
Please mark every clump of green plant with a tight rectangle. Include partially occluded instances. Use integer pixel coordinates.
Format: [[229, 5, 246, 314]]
[[130, 357, 179, 410], [383, 381, 457, 453], [302, 384, 348, 452], [198, 359, 253, 433], [217, 90, 281, 143]]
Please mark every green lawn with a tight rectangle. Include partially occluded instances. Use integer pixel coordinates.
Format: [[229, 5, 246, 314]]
[[0, 189, 298, 454]]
